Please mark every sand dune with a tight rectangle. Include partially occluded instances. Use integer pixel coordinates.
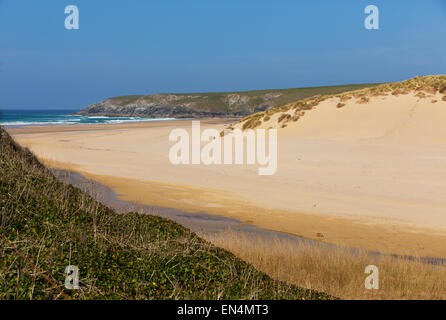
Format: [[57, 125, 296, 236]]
[[244, 92, 446, 142], [9, 87, 446, 257]]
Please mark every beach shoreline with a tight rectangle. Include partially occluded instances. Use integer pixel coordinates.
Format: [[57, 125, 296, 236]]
[[7, 117, 446, 258]]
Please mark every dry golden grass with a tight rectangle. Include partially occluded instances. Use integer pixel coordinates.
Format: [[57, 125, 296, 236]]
[[357, 97, 370, 104], [416, 92, 427, 99], [278, 113, 291, 123], [200, 229, 446, 300], [291, 115, 300, 122]]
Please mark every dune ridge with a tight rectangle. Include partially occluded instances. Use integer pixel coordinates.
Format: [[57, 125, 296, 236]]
[[233, 75, 446, 142]]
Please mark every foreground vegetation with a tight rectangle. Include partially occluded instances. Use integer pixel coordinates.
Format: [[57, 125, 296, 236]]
[[0, 127, 332, 300], [202, 229, 446, 300]]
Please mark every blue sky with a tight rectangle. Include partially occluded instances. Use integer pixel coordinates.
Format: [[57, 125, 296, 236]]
[[0, 0, 445, 109]]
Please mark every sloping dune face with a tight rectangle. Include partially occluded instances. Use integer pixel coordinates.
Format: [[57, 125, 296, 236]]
[[278, 92, 446, 144], [236, 76, 446, 145]]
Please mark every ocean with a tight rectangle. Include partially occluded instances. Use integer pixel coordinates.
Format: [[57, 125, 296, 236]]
[[0, 109, 175, 126]]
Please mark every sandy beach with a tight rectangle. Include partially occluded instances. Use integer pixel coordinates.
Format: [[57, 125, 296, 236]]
[[8, 93, 446, 257]]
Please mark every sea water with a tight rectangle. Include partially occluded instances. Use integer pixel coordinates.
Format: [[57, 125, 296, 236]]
[[0, 109, 175, 127]]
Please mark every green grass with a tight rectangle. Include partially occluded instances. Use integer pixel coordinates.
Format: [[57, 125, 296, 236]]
[[108, 83, 381, 113], [109, 95, 145, 106], [0, 127, 333, 300]]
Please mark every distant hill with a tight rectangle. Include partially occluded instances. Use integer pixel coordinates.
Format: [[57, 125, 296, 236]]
[[75, 84, 380, 118]]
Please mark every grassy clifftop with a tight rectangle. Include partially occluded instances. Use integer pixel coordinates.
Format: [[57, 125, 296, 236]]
[[0, 127, 332, 300], [76, 83, 379, 118]]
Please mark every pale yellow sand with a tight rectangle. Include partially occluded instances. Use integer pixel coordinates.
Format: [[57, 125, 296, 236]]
[[8, 93, 446, 257]]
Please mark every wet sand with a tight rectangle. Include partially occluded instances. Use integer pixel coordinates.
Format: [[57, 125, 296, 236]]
[[52, 168, 446, 266], [51, 168, 318, 241]]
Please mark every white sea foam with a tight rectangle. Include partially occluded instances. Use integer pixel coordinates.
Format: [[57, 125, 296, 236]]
[[0, 117, 178, 126], [0, 121, 77, 126]]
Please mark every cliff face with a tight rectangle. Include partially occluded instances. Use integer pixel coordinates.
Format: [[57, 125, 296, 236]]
[[75, 92, 285, 118], [75, 94, 260, 118], [75, 84, 379, 118]]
